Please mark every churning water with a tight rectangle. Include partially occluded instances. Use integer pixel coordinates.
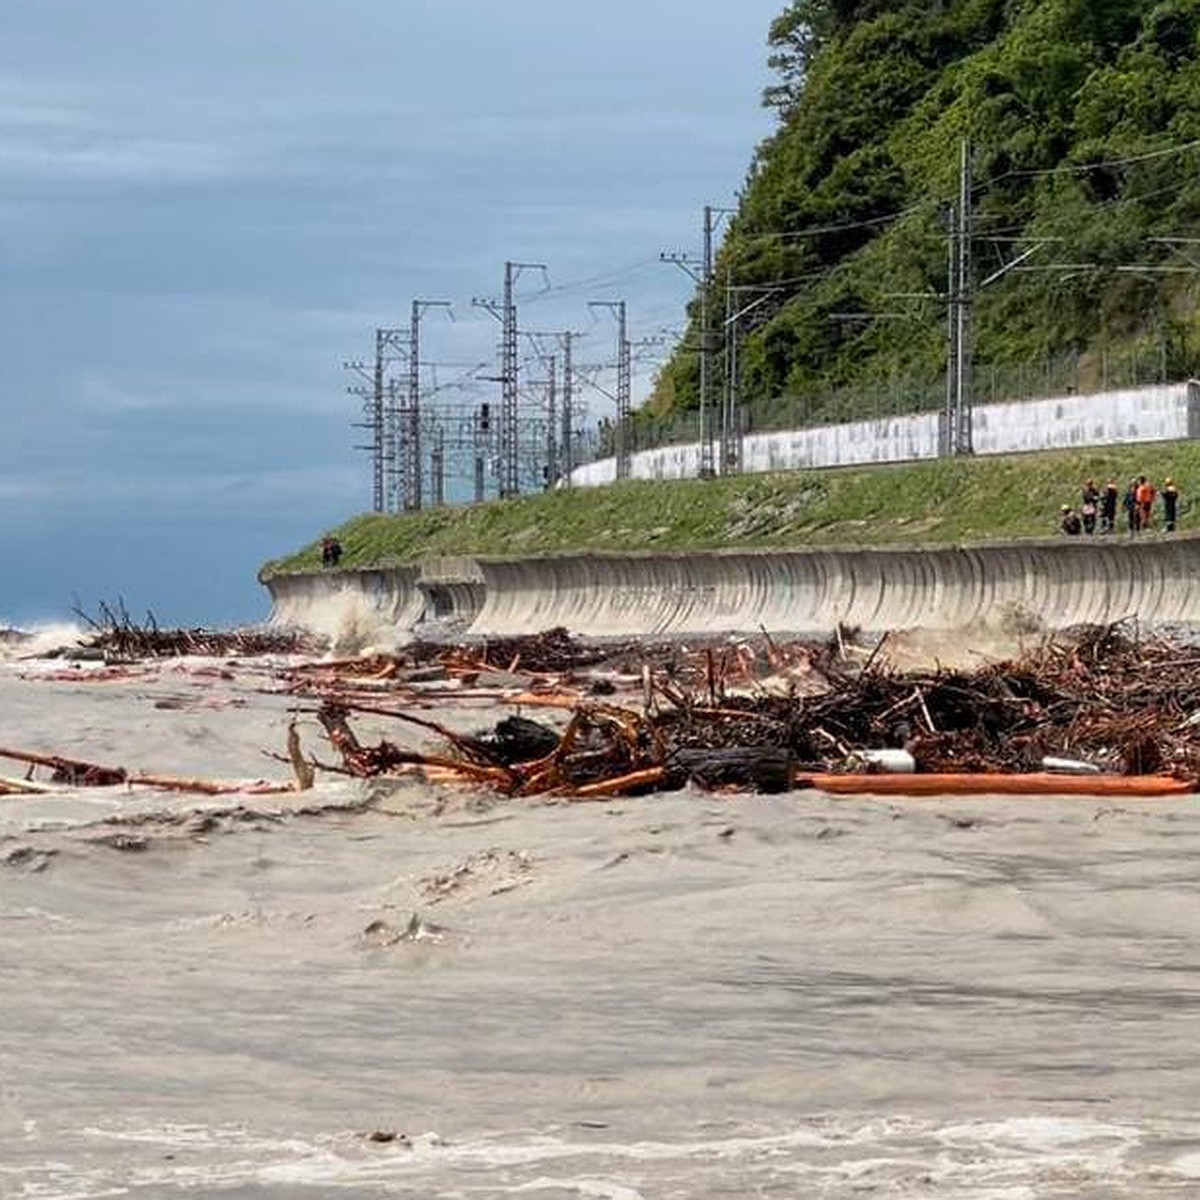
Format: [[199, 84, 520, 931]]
[[4, 665, 1200, 1197]]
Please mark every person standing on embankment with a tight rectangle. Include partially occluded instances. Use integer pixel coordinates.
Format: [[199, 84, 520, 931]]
[[1101, 479, 1119, 534], [1081, 479, 1099, 535], [1163, 478, 1180, 532], [1124, 479, 1142, 534], [1137, 476, 1157, 531]]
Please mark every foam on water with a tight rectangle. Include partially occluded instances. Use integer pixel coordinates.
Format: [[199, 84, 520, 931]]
[[0, 619, 86, 661], [8, 1115, 1197, 1198]]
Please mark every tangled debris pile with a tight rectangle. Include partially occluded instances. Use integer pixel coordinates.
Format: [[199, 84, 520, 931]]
[[60, 600, 316, 661], [7, 621, 1200, 802], [299, 622, 1200, 798]]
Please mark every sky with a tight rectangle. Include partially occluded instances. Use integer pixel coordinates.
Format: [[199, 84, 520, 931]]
[[0, 0, 783, 627]]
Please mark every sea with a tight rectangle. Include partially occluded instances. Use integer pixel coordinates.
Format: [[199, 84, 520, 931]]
[[3, 637, 1200, 1197]]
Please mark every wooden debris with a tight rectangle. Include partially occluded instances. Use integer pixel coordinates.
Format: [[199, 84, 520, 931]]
[[302, 622, 1200, 799], [64, 599, 316, 660], [0, 745, 293, 796]]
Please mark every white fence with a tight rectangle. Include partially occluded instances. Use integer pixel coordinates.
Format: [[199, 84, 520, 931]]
[[570, 382, 1200, 487]]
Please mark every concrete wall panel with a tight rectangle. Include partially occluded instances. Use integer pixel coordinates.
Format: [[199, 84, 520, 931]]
[[571, 383, 1194, 489], [469, 538, 1200, 639]]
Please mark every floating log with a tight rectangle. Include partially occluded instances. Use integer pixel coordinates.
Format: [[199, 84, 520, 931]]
[[668, 748, 793, 793], [128, 774, 295, 796], [0, 746, 127, 786], [566, 767, 668, 799], [800, 773, 1194, 797]]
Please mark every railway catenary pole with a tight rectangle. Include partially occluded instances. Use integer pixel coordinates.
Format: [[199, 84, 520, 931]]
[[430, 425, 446, 507], [545, 353, 558, 487], [942, 202, 958, 458], [561, 330, 576, 487], [473, 261, 546, 498], [942, 138, 974, 458], [405, 299, 453, 511], [700, 205, 715, 478], [954, 137, 974, 456], [723, 286, 782, 476], [589, 301, 630, 480], [373, 329, 387, 511], [345, 328, 406, 512], [660, 204, 732, 481]]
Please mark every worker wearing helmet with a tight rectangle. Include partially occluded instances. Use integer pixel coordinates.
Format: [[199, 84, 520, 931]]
[[1060, 504, 1082, 536], [1163, 477, 1180, 533]]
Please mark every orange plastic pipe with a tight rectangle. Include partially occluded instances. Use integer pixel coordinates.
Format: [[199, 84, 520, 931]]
[[801, 772, 1195, 798]]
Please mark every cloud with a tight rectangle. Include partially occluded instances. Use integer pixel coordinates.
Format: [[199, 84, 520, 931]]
[[0, 0, 785, 623]]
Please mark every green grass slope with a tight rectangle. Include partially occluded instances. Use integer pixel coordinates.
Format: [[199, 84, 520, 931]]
[[262, 442, 1198, 577]]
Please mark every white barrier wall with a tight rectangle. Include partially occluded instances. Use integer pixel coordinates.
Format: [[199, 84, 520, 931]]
[[570, 382, 1200, 487]]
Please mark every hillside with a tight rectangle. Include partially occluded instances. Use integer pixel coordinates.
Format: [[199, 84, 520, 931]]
[[646, 0, 1200, 437], [264, 440, 1196, 575]]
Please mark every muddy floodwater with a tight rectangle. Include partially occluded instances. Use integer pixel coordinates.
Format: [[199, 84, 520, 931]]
[[4, 656, 1200, 1197]]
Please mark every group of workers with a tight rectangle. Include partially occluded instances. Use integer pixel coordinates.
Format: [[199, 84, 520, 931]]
[[1060, 476, 1181, 536]]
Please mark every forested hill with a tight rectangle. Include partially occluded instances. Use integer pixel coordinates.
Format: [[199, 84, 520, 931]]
[[648, 0, 1200, 432]]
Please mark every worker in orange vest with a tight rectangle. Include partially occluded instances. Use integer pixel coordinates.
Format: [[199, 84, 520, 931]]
[[1136, 476, 1156, 530]]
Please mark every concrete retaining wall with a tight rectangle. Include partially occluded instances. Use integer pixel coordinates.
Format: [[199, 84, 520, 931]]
[[467, 538, 1200, 638], [263, 536, 1200, 643], [570, 382, 1200, 487], [264, 566, 424, 651], [416, 556, 486, 631]]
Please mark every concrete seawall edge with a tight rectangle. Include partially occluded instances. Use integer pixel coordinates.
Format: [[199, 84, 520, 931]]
[[261, 537, 1200, 646]]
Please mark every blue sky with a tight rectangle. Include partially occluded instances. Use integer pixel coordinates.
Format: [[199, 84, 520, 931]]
[[0, 0, 782, 626]]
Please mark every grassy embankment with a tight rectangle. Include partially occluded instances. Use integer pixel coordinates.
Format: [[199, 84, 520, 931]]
[[261, 442, 1200, 577]]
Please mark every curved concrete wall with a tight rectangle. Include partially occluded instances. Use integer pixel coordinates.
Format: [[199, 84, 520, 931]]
[[265, 566, 423, 651], [416, 556, 486, 631], [467, 537, 1200, 638]]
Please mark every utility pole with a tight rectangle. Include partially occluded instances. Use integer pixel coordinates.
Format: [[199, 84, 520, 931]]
[[589, 300, 630, 480], [955, 137, 974, 456], [404, 299, 453, 511], [943, 139, 974, 458], [661, 204, 733, 480], [723, 284, 783, 475], [473, 261, 547, 499], [345, 328, 406, 512], [373, 329, 387, 511], [561, 331, 577, 487], [523, 328, 583, 486], [474, 403, 489, 502], [388, 378, 405, 509], [430, 425, 446, 507], [700, 205, 716, 478], [545, 353, 558, 487], [500, 262, 519, 497], [942, 201, 958, 458]]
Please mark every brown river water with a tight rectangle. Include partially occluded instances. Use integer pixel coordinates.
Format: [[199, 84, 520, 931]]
[[3, 652, 1200, 1197]]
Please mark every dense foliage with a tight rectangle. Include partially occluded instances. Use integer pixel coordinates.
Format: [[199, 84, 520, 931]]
[[649, 0, 1200, 430]]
